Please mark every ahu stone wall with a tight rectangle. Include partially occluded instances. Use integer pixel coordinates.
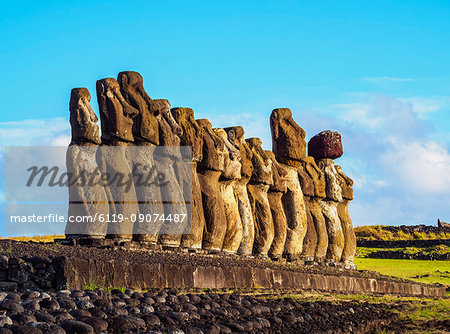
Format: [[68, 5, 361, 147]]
[[66, 71, 357, 268]]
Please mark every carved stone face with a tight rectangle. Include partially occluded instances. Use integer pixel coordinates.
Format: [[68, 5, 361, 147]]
[[97, 78, 138, 143], [69, 88, 101, 145], [196, 119, 226, 172], [246, 137, 273, 186], [117, 71, 159, 145], [224, 126, 253, 180], [153, 99, 181, 147], [171, 107, 204, 162], [270, 108, 307, 163], [214, 128, 241, 180]]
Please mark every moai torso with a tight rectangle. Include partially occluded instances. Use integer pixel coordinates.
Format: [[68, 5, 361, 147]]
[[171, 108, 205, 249], [266, 151, 288, 260], [335, 165, 356, 266], [317, 158, 345, 262], [246, 138, 274, 257]]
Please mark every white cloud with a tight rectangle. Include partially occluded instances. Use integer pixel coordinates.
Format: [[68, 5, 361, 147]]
[[0, 118, 70, 146], [380, 140, 450, 195], [361, 77, 414, 84], [398, 96, 450, 117]]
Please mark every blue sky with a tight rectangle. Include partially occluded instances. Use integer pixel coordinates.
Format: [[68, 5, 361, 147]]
[[1, 0, 450, 229]]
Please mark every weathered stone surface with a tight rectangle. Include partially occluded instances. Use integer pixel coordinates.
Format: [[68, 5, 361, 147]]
[[69, 88, 101, 146], [179, 162, 205, 250], [154, 100, 187, 248], [270, 108, 307, 163], [196, 119, 226, 172], [247, 139, 273, 257], [335, 165, 356, 264], [306, 197, 328, 261], [337, 201, 356, 264], [318, 159, 345, 261], [215, 129, 242, 253], [281, 166, 308, 259], [116, 73, 164, 243], [224, 126, 255, 256], [308, 130, 343, 160], [266, 151, 288, 260], [97, 78, 138, 144], [96, 78, 139, 240], [66, 89, 109, 238], [117, 71, 159, 145], [196, 120, 227, 251], [302, 198, 318, 261]]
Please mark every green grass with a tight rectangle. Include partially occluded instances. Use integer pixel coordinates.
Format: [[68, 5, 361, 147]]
[[354, 257, 450, 286]]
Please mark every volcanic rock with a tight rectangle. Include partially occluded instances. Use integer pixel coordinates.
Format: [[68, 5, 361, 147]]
[[308, 130, 343, 160]]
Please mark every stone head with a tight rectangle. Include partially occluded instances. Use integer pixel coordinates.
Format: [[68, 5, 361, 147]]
[[69, 88, 101, 145]]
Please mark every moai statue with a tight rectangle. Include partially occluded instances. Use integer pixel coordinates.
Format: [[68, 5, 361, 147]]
[[269, 108, 308, 260], [265, 151, 288, 260], [65, 88, 108, 239], [96, 78, 139, 241], [246, 138, 274, 258], [171, 107, 206, 250], [309, 130, 346, 263], [316, 159, 345, 262], [214, 128, 243, 253], [224, 126, 255, 256], [196, 119, 227, 251], [117, 71, 164, 244], [154, 99, 188, 248], [335, 165, 356, 268], [298, 157, 328, 262]]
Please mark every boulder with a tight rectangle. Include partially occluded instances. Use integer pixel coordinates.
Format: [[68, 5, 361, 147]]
[[308, 130, 343, 160]]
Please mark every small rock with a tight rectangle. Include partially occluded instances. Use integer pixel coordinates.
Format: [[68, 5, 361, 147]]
[[60, 320, 95, 334], [141, 314, 160, 326], [80, 317, 108, 333], [1, 299, 23, 313]]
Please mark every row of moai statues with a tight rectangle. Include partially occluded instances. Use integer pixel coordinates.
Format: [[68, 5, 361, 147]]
[[66, 71, 356, 267]]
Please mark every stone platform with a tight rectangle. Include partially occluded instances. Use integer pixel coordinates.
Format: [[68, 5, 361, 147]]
[[57, 257, 445, 297], [0, 240, 445, 297]]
